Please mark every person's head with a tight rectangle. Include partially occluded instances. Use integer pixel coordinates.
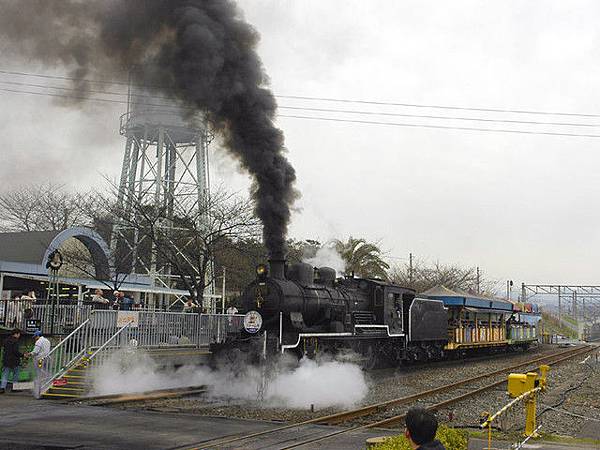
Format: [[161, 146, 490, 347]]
[[95, 288, 104, 296], [405, 407, 438, 448], [33, 330, 43, 341], [186, 298, 193, 305], [27, 290, 35, 297], [11, 328, 21, 339]]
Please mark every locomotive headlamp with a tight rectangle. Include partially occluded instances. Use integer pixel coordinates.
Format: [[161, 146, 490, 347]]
[[256, 264, 268, 282]]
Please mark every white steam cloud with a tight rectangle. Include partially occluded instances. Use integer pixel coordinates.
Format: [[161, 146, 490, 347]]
[[89, 349, 367, 409], [304, 245, 346, 276]]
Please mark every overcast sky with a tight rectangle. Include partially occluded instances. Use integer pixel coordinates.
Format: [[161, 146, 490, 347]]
[[2, 0, 600, 289]]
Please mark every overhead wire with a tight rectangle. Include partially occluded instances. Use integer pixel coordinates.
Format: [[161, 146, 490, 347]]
[[1, 79, 598, 128], [277, 114, 600, 139], [1, 67, 600, 118], [1, 69, 600, 138], [276, 95, 600, 118]]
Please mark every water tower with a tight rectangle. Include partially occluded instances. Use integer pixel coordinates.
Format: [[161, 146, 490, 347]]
[[112, 74, 214, 308]]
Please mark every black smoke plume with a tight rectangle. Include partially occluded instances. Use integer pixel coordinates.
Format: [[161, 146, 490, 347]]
[[0, 0, 297, 258]]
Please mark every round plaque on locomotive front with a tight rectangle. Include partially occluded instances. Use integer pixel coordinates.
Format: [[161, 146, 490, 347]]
[[243, 310, 263, 334]]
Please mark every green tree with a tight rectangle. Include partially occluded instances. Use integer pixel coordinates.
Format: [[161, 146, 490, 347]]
[[333, 236, 389, 279]]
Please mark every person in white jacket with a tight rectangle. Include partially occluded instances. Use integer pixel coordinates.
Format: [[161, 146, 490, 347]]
[[25, 330, 51, 398]]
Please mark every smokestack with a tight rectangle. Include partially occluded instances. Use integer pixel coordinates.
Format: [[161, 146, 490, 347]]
[[269, 258, 286, 280], [0, 0, 298, 259]]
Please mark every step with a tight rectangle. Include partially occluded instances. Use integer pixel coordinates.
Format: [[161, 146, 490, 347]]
[[41, 392, 81, 399], [46, 387, 88, 396]]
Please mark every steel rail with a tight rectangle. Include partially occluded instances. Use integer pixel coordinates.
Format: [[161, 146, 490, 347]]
[[279, 345, 595, 449], [190, 345, 590, 450], [79, 385, 208, 406]]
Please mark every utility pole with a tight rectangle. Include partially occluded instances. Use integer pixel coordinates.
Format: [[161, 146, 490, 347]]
[[221, 267, 226, 314], [558, 286, 562, 324], [476, 267, 480, 294], [409, 253, 414, 284], [506, 280, 513, 301]]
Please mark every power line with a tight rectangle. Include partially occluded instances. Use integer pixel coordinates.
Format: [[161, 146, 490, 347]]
[[278, 105, 600, 128], [0, 68, 131, 87], [277, 95, 600, 119], [2, 79, 597, 128], [2, 84, 600, 138], [1, 67, 600, 119], [277, 114, 600, 139]]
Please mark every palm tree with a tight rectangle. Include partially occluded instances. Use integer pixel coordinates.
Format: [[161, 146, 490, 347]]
[[333, 236, 390, 279]]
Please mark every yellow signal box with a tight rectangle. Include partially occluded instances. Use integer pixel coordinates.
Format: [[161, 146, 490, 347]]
[[506, 365, 550, 436], [508, 372, 537, 398]]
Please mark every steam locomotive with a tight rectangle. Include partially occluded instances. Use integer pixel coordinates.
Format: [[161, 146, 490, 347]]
[[212, 260, 540, 368]]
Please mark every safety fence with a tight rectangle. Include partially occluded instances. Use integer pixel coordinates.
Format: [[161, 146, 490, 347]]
[[35, 311, 245, 397], [0, 300, 92, 335], [0, 300, 231, 336]]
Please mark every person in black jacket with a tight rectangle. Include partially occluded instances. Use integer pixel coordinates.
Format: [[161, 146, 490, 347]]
[[405, 407, 446, 450], [1, 328, 23, 393]]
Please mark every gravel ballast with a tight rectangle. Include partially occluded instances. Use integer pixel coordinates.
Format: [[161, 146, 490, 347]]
[[102, 343, 600, 439]]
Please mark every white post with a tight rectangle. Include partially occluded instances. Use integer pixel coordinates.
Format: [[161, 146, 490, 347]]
[[0, 272, 4, 299], [221, 267, 226, 314], [77, 284, 83, 306], [279, 311, 283, 349]]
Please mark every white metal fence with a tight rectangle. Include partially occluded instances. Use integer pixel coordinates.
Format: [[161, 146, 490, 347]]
[[90, 311, 244, 347], [0, 300, 92, 334], [35, 311, 245, 397]]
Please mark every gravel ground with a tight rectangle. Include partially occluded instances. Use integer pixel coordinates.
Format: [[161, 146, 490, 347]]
[[439, 345, 600, 439], [108, 343, 590, 429]]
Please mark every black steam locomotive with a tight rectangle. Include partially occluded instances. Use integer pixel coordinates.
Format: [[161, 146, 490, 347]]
[[212, 259, 538, 368]]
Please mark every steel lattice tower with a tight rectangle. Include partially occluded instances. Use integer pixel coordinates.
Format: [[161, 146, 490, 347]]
[[112, 80, 214, 308]]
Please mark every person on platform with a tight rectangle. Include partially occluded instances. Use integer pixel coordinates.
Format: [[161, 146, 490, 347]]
[[20, 290, 37, 301], [91, 289, 110, 309], [1, 328, 23, 393], [25, 330, 51, 398], [121, 292, 133, 311], [182, 298, 198, 313], [111, 291, 121, 310], [404, 407, 445, 450], [226, 303, 239, 315]]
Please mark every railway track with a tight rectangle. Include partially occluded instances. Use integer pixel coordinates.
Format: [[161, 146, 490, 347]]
[[75, 385, 208, 406], [183, 345, 593, 450]]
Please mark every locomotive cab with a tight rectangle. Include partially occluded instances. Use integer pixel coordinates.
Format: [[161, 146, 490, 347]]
[[372, 282, 415, 334]]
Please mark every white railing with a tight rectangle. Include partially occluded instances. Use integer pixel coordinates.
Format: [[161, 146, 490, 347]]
[[200, 314, 245, 345], [84, 321, 133, 369], [0, 300, 92, 335], [34, 311, 245, 397], [36, 318, 92, 397]]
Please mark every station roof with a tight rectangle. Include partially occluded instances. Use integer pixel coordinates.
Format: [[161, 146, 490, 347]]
[[2, 271, 190, 297], [0, 230, 59, 264]]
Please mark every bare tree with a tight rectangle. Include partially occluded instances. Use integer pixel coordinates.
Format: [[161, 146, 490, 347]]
[[107, 185, 261, 301], [0, 182, 94, 232], [389, 257, 498, 295]]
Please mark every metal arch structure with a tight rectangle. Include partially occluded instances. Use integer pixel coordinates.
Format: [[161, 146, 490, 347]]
[[43, 227, 111, 280], [521, 283, 600, 324], [111, 81, 215, 309]]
